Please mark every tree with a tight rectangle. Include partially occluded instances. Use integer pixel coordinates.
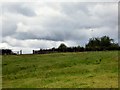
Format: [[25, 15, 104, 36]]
[[108, 43, 119, 50], [100, 36, 113, 49], [85, 36, 118, 51], [86, 38, 100, 51], [58, 43, 67, 52]]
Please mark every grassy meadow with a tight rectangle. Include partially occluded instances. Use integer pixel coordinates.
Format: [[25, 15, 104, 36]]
[[2, 51, 118, 88]]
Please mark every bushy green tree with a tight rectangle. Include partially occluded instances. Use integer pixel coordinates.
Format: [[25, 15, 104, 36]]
[[58, 43, 67, 52], [86, 36, 119, 51], [100, 36, 113, 49]]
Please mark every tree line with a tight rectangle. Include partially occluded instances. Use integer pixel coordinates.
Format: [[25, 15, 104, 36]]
[[0, 49, 22, 55], [0, 36, 119, 55], [33, 36, 120, 54], [86, 36, 119, 51], [0, 49, 15, 55]]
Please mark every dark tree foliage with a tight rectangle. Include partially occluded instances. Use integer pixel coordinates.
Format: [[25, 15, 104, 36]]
[[1, 36, 120, 55], [33, 36, 120, 54], [58, 43, 67, 52], [0, 49, 15, 55], [33, 43, 85, 54], [85, 36, 119, 51]]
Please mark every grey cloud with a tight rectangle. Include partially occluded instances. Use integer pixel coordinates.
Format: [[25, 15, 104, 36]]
[[61, 3, 88, 14], [12, 32, 37, 40], [2, 3, 36, 17], [1, 2, 118, 53], [45, 3, 117, 31], [2, 23, 17, 37]]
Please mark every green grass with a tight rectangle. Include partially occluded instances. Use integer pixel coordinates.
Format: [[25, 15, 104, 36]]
[[2, 51, 118, 88]]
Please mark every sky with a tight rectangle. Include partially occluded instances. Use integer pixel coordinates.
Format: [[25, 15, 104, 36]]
[[0, 0, 119, 54]]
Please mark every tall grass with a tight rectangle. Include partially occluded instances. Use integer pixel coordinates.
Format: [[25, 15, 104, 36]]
[[2, 51, 118, 88]]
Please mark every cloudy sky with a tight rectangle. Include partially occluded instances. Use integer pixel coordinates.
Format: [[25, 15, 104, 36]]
[[0, 1, 118, 54]]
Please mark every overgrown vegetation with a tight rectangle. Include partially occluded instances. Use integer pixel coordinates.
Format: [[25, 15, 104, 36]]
[[2, 51, 118, 88], [86, 36, 119, 51]]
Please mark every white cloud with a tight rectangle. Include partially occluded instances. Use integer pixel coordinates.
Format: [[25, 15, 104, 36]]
[[0, 0, 119, 2], [16, 22, 30, 33], [1, 2, 118, 53]]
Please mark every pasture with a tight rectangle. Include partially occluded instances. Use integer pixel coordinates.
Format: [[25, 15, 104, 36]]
[[2, 51, 118, 88]]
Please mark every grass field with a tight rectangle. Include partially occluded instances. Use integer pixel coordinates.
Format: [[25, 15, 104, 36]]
[[2, 51, 118, 88]]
